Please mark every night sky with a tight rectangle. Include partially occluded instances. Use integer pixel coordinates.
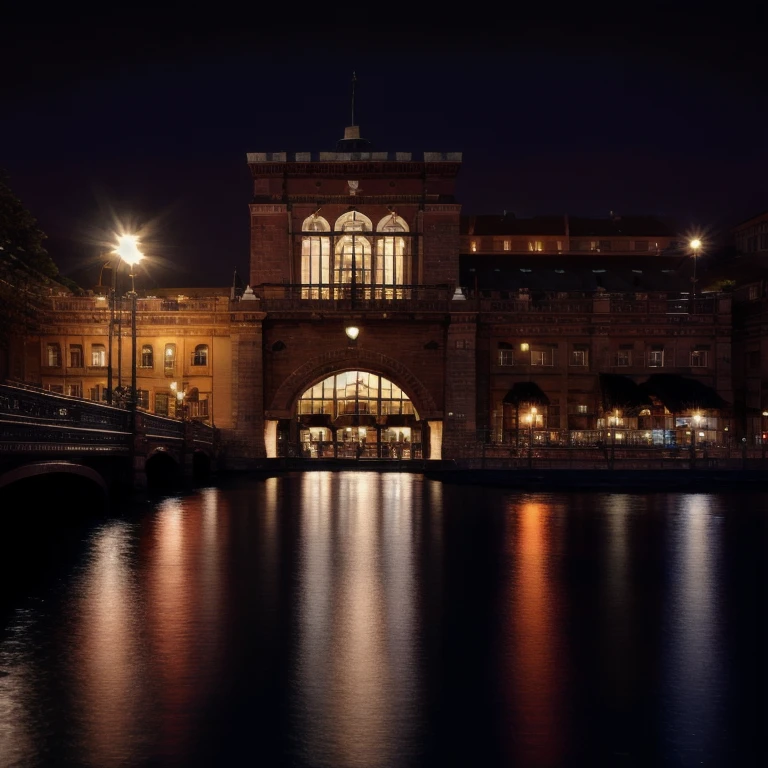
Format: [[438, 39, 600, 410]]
[[3, 6, 766, 290]]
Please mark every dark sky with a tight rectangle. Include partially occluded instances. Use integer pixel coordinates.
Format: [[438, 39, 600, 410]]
[[2, 5, 766, 290]]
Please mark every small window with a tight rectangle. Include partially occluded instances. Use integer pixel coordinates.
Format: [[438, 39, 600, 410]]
[[46, 343, 61, 367], [531, 347, 554, 366], [455, 339, 470, 349], [616, 350, 632, 367], [141, 345, 154, 368], [69, 345, 83, 368], [470, 240, 477, 253], [498, 349, 514, 366], [570, 349, 587, 367], [155, 392, 169, 416], [748, 285, 760, 301], [503, 240, 511, 251], [528, 240, 543, 252], [68, 383, 82, 398], [577, 404, 588, 414], [47, 384, 64, 394], [648, 349, 664, 367], [91, 344, 106, 367], [136, 389, 150, 409], [690, 349, 709, 368], [193, 344, 209, 366]]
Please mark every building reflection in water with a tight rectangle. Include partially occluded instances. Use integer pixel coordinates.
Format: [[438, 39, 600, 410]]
[[294, 471, 420, 768], [505, 499, 566, 767], [662, 495, 724, 761]]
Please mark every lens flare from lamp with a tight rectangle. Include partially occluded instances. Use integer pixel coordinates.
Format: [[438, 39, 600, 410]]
[[345, 326, 360, 340], [690, 238, 702, 250], [114, 234, 144, 266]]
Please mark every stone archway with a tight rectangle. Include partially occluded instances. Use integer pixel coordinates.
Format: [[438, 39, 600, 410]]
[[266, 347, 440, 420]]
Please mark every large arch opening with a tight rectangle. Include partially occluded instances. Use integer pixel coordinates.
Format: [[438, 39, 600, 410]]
[[285, 369, 426, 459]]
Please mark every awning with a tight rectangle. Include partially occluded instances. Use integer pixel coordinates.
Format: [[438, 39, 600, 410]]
[[334, 414, 378, 428], [502, 381, 550, 406], [385, 413, 417, 427], [299, 413, 333, 428], [640, 374, 729, 413], [599, 373, 653, 415]]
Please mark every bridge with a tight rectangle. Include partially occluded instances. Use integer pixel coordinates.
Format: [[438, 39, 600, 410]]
[[0, 383, 218, 503]]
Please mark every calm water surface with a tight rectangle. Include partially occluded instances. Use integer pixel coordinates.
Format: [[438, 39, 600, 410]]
[[1, 472, 767, 767]]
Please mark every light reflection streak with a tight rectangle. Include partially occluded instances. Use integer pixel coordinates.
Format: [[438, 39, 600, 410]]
[[70, 522, 146, 767], [295, 472, 418, 768], [507, 500, 564, 766], [663, 495, 724, 760]]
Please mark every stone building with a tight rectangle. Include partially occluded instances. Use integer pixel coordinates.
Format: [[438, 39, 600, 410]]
[[11, 124, 737, 462]]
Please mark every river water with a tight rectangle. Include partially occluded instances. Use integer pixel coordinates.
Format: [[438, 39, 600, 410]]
[[1, 472, 766, 767]]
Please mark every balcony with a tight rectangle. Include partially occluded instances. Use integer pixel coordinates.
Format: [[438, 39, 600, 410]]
[[254, 284, 453, 313]]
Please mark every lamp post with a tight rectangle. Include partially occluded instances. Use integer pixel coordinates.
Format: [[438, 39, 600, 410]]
[[762, 410, 768, 466], [113, 235, 144, 418], [690, 238, 701, 314], [610, 409, 620, 469], [691, 412, 702, 469]]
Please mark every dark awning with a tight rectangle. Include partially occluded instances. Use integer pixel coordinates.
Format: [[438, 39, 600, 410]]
[[599, 374, 653, 415], [334, 414, 378, 428], [502, 381, 550, 406], [299, 413, 333, 428], [640, 374, 729, 413], [385, 413, 417, 427]]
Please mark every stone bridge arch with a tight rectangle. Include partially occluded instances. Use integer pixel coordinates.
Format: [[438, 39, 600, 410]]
[[266, 347, 441, 420], [0, 461, 109, 499]]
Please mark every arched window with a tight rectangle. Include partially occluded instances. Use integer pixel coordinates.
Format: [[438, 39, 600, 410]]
[[333, 211, 373, 297], [376, 214, 409, 298], [193, 344, 209, 366], [141, 344, 154, 368], [301, 214, 331, 299]]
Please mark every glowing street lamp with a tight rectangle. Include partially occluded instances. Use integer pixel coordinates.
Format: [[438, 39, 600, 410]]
[[691, 412, 702, 468], [113, 234, 144, 414]]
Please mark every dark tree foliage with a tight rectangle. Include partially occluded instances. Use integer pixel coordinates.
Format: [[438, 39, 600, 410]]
[[0, 171, 78, 349]]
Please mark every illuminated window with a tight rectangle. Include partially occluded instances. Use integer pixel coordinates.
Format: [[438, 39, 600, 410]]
[[297, 371, 417, 419], [155, 392, 169, 416], [137, 389, 149, 409], [164, 343, 176, 375], [376, 214, 409, 298], [577, 404, 588, 414], [503, 240, 511, 251], [498, 349, 514, 366], [528, 240, 543, 252], [556, 240, 564, 251], [616, 349, 632, 366], [69, 344, 83, 368], [47, 343, 61, 367], [91, 344, 106, 367], [192, 344, 208, 366], [470, 240, 477, 252], [333, 211, 373, 297], [141, 344, 153, 368], [301, 214, 331, 299]]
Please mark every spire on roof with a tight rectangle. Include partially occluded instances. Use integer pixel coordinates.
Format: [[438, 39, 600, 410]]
[[337, 71, 372, 151]]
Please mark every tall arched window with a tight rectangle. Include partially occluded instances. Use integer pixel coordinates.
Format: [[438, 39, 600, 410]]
[[301, 214, 331, 299], [141, 344, 154, 368], [334, 211, 373, 298], [376, 214, 409, 298], [193, 344, 209, 366]]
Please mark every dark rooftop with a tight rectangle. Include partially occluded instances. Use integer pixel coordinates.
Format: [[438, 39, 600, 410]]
[[461, 214, 679, 238]]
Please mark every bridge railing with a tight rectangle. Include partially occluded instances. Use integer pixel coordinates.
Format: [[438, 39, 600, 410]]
[[0, 382, 130, 430]]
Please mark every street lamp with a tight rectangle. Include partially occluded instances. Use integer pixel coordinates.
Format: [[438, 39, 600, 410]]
[[113, 235, 144, 416], [527, 406, 537, 469], [690, 238, 702, 313], [762, 410, 768, 465], [691, 412, 702, 468]]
